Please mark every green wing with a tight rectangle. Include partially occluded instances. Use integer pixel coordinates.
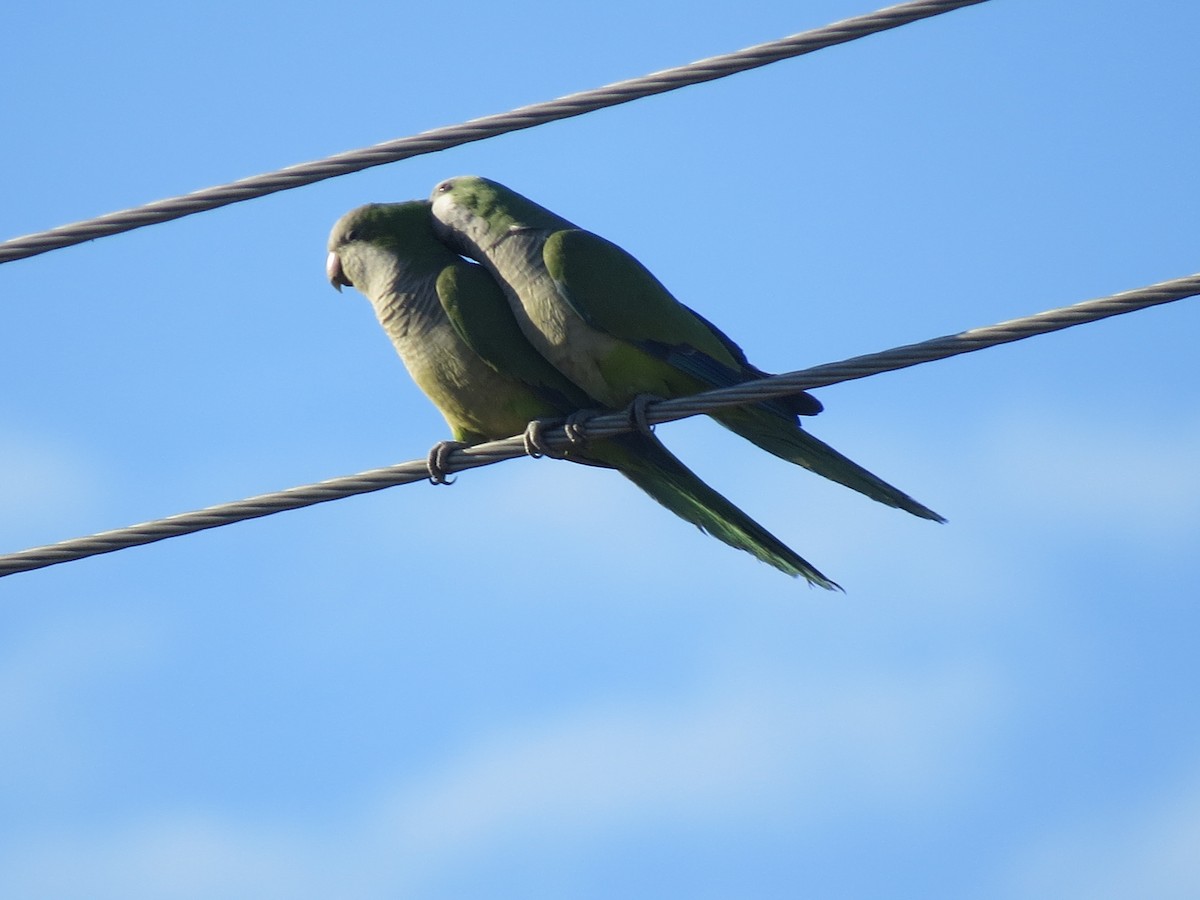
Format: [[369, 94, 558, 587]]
[[544, 230, 742, 365], [436, 260, 594, 412], [545, 229, 822, 416]]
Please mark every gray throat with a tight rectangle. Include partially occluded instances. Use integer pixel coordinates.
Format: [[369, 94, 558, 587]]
[[370, 272, 445, 345]]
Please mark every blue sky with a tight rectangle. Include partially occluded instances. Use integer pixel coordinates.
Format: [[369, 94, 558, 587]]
[[2, 1, 1199, 897]]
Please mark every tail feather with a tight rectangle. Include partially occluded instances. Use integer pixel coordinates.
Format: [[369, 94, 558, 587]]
[[588, 433, 839, 589], [719, 409, 945, 523]]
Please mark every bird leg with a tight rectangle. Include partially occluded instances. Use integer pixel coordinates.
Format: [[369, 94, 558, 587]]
[[426, 440, 468, 485], [626, 394, 663, 437], [522, 419, 569, 460], [563, 408, 603, 446]]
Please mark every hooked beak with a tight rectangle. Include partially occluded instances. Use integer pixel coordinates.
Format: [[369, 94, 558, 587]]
[[326, 251, 352, 292]]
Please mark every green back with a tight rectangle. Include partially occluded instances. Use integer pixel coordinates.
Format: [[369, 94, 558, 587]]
[[545, 229, 763, 385]]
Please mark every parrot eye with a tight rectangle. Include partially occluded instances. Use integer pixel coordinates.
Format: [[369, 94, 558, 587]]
[[435, 180, 452, 194]]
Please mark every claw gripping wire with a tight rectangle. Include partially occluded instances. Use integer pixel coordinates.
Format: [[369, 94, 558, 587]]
[[2, 270, 1197, 578]]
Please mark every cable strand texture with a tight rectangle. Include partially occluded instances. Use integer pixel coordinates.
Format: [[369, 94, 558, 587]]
[[2, 269, 1195, 578], [0, 0, 989, 264]]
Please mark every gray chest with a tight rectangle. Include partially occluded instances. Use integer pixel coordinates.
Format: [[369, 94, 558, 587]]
[[487, 233, 620, 399]]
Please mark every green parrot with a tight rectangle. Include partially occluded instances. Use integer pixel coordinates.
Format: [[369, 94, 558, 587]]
[[327, 200, 839, 586], [429, 176, 943, 523]]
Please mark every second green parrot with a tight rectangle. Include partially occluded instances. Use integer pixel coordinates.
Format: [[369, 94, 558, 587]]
[[429, 176, 942, 523], [327, 200, 838, 586]]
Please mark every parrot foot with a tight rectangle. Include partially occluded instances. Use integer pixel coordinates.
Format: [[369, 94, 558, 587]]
[[626, 394, 663, 436], [426, 440, 468, 485], [563, 409, 602, 446], [522, 419, 569, 460]]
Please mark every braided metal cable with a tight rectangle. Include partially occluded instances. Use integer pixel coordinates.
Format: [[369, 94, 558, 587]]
[[647, 272, 1200, 420], [0, 0, 989, 265], [2, 269, 1195, 579]]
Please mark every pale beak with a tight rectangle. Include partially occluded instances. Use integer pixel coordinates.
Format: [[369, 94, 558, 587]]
[[326, 251, 352, 291]]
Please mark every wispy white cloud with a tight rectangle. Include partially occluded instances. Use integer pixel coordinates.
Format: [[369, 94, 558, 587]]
[[0, 616, 160, 794], [1001, 754, 1200, 900], [979, 409, 1200, 542], [0, 658, 1009, 900], [0, 813, 321, 900], [351, 657, 1006, 886], [0, 434, 102, 540]]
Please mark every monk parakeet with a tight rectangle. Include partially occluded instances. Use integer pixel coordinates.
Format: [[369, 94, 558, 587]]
[[429, 176, 942, 523], [327, 200, 838, 586]]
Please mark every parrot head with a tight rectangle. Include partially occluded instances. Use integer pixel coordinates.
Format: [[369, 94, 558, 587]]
[[326, 200, 441, 296], [430, 175, 575, 255]]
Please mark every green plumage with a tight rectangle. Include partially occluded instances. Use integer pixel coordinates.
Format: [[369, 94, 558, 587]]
[[430, 176, 943, 523], [328, 200, 837, 586]]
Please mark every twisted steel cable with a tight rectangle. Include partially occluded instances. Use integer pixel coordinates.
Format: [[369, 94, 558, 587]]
[[2, 269, 1195, 579], [0, 0, 989, 265]]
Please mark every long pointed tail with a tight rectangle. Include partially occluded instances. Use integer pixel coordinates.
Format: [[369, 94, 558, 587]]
[[718, 408, 945, 523], [587, 433, 839, 589]]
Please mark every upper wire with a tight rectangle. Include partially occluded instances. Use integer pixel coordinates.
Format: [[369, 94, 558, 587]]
[[0, 0, 989, 265]]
